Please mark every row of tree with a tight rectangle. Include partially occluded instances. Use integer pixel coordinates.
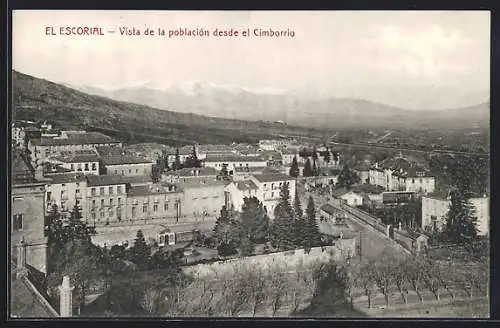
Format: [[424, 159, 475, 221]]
[[341, 253, 489, 310], [212, 183, 323, 257]]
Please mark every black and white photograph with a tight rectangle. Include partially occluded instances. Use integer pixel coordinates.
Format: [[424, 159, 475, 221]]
[[9, 10, 490, 318]]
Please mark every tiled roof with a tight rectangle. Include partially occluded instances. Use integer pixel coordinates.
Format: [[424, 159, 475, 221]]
[[233, 166, 268, 173], [50, 153, 100, 163], [127, 183, 179, 197], [12, 153, 37, 184], [177, 179, 225, 188], [252, 173, 294, 183], [31, 132, 119, 146], [95, 146, 125, 157], [167, 167, 218, 177], [236, 180, 258, 191], [46, 172, 87, 184], [331, 187, 350, 197], [86, 175, 128, 186], [102, 155, 151, 165], [205, 154, 267, 162]]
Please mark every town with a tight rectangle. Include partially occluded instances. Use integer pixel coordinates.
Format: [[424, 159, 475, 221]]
[[11, 119, 489, 317]]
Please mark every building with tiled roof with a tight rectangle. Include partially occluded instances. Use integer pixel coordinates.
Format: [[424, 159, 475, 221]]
[[47, 151, 100, 175], [45, 172, 88, 216], [224, 180, 260, 212], [161, 167, 219, 184], [178, 179, 226, 220], [27, 131, 122, 163], [101, 155, 153, 178], [368, 155, 435, 194], [203, 154, 268, 173]]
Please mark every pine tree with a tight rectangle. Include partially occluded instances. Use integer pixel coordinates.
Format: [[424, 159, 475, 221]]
[[184, 144, 201, 168], [270, 182, 296, 251], [241, 197, 270, 243], [303, 158, 313, 177], [442, 188, 478, 244], [289, 156, 300, 178], [312, 159, 319, 176], [131, 230, 151, 269], [173, 147, 182, 170], [324, 147, 331, 163], [292, 190, 305, 246], [305, 196, 321, 250], [312, 146, 318, 162], [213, 205, 232, 246], [337, 164, 360, 189]]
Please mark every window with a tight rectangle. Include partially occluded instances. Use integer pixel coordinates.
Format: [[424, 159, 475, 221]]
[[13, 214, 23, 231], [61, 184, 66, 187], [61, 201, 66, 210], [143, 205, 148, 213], [46, 192, 52, 201], [92, 200, 96, 208], [100, 187, 105, 195], [85, 163, 89, 171], [271, 192, 274, 198], [91, 188, 96, 196], [164, 203, 168, 211], [76, 199, 81, 206], [115, 170, 118, 175], [132, 207, 137, 217], [117, 209, 122, 220], [136, 169, 139, 173], [154, 204, 158, 212], [412, 179, 415, 184], [101, 199, 105, 207], [91, 213, 96, 221], [121, 171, 124, 176], [92, 163, 96, 170], [109, 186, 113, 194], [71, 164, 74, 170], [75, 189, 80, 196], [77, 164, 82, 171], [118, 198, 121, 205], [117, 186, 122, 194], [100, 211, 105, 218], [110, 198, 114, 206], [129, 169, 132, 174], [109, 210, 114, 217]]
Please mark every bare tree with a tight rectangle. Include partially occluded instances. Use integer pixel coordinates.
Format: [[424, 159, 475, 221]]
[[406, 256, 426, 303], [393, 259, 410, 305], [141, 287, 162, 315], [357, 261, 377, 309], [371, 258, 396, 307], [246, 267, 268, 316], [267, 267, 288, 317], [423, 260, 443, 301]]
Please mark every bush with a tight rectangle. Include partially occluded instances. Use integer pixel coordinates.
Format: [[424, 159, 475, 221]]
[[217, 242, 238, 257]]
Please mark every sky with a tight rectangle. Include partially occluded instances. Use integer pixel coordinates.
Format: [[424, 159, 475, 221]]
[[12, 10, 490, 109]]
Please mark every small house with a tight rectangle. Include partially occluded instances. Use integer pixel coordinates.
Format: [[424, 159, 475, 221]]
[[339, 191, 364, 207]]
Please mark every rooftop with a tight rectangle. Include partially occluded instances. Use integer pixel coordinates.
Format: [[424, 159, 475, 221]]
[[128, 183, 179, 197], [102, 155, 151, 165], [46, 172, 87, 184], [233, 166, 277, 173], [49, 153, 100, 163], [12, 153, 37, 184], [320, 203, 339, 215], [166, 167, 218, 177], [31, 132, 119, 146], [236, 180, 259, 191], [177, 179, 226, 189], [252, 173, 294, 183], [95, 145, 126, 157], [205, 154, 267, 162], [86, 175, 128, 186]]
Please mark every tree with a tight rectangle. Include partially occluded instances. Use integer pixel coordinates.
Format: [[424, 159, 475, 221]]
[[442, 188, 478, 244], [312, 159, 319, 176], [358, 261, 377, 308], [337, 164, 360, 189], [312, 146, 318, 162], [303, 158, 313, 177], [292, 191, 306, 247], [240, 197, 270, 244], [270, 182, 296, 251], [218, 163, 230, 180], [304, 196, 321, 250], [172, 147, 182, 170], [289, 156, 300, 178], [324, 147, 331, 163], [184, 145, 201, 168], [213, 206, 239, 256], [131, 230, 151, 270]]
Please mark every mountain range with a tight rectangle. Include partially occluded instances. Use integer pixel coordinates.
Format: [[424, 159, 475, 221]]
[[69, 81, 490, 130], [12, 70, 489, 146]]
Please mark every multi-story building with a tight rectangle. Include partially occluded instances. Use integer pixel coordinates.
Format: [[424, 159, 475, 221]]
[[224, 180, 260, 212], [11, 153, 48, 274], [46, 151, 100, 175], [44, 172, 88, 216], [102, 155, 153, 177], [280, 149, 298, 166], [422, 194, 489, 236], [126, 183, 183, 223], [203, 154, 268, 174], [12, 123, 26, 148], [258, 139, 284, 151], [161, 167, 219, 184], [28, 131, 121, 164], [86, 175, 129, 225], [248, 173, 296, 218], [369, 156, 435, 194], [232, 166, 278, 181], [178, 179, 226, 220]]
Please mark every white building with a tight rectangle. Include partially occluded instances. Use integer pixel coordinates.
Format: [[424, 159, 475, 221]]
[[369, 157, 435, 194], [44, 172, 88, 216], [339, 191, 364, 207], [46, 151, 100, 175], [103, 156, 153, 177], [422, 194, 489, 236], [161, 167, 219, 184], [280, 149, 298, 166], [203, 154, 268, 174], [224, 180, 260, 212], [249, 173, 296, 218], [259, 139, 283, 151]]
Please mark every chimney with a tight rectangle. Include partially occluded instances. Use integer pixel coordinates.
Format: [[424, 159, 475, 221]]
[[16, 237, 28, 279], [59, 276, 74, 317]]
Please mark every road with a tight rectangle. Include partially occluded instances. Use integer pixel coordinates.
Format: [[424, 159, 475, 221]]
[[301, 190, 407, 260]]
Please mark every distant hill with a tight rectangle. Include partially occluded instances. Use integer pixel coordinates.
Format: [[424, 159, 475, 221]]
[[12, 71, 328, 146], [76, 81, 490, 130]]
